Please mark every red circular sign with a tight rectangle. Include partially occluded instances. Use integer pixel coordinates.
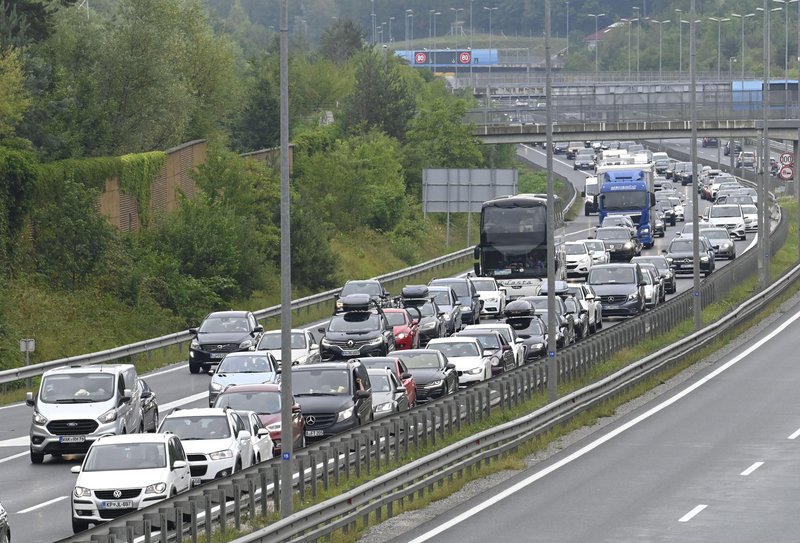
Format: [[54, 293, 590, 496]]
[[415, 52, 428, 64], [459, 51, 472, 64], [779, 165, 794, 180]]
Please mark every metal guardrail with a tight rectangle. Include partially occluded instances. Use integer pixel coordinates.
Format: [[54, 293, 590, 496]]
[[0, 248, 473, 388], [58, 200, 789, 543]]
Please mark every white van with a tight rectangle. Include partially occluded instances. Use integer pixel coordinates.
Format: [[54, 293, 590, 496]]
[[26, 364, 145, 464]]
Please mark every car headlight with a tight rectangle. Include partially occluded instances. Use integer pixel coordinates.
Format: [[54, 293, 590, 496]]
[[374, 402, 395, 413], [723, 243, 732, 249], [700, 256, 710, 262], [425, 379, 443, 387], [145, 482, 167, 495], [666, 257, 674, 264], [529, 342, 544, 350], [209, 449, 233, 461], [74, 486, 91, 498], [266, 422, 281, 432], [337, 406, 355, 422], [320, 337, 332, 346], [623, 242, 633, 249], [467, 367, 483, 375], [190, 339, 199, 349], [485, 296, 498, 302], [210, 382, 223, 391], [98, 408, 117, 423], [490, 357, 500, 366], [239, 339, 254, 350], [641, 227, 650, 233], [396, 332, 408, 340], [442, 313, 452, 321], [420, 321, 436, 330], [32, 410, 47, 426], [627, 292, 639, 301]]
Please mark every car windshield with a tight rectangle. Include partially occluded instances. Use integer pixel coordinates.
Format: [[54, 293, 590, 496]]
[[40, 373, 115, 403], [430, 290, 453, 306], [199, 316, 249, 333], [215, 391, 281, 414], [431, 280, 469, 297], [704, 230, 730, 240], [217, 355, 274, 373], [641, 272, 653, 285], [83, 442, 166, 471], [595, 228, 629, 240], [328, 312, 380, 333], [384, 312, 408, 326], [159, 416, 231, 440], [429, 342, 480, 358], [257, 332, 306, 350], [506, 317, 545, 336], [633, 257, 667, 271], [464, 334, 501, 350], [582, 240, 605, 252], [669, 240, 694, 252], [397, 352, 441, 369], [567, 287, 585, 299], [667, 197, 681, 206], [711, 207, 741, 218], [589, 267, 636, 284], [566, 243, 588, 255], [471, 279, 498, 292], [341, 281, 382, 297], [292, 369, 350, 395]]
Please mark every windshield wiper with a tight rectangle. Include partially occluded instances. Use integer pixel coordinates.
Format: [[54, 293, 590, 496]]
[[55, 398, 95, 403]]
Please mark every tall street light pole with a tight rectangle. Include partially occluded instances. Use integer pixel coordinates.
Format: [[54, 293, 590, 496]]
[[652, 19, 670, 80], [451, 7, 464, 75], [389, 16, 394, 43], [544, 0, 558, 403], [484, 6, 497, 79], [708, 17, 730, 80], [762, 0, 773, 290], [689, 0, 702, 330], [434, 11, 440, 51], [676, 8, 683, 74], [773, 0, 797, 118], [586, 13, 605, 81], [633, 6, 641, 80], [565, 0, 570, 55], [405, 9, 413, 51], [429, 9, 434, 42], [371, 0, 376, 45], [621, 18, 636, 79], [680, 19, 691, 77], [731, 13, 755, 82]]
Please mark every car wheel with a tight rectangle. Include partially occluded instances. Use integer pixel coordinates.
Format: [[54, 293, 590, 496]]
[[189, 363, 200, 374], [72, 518, 90, 534], [30, 449, 44, 464]]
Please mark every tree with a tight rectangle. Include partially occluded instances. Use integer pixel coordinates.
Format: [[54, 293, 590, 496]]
[[230, 54, 280, 152], [342, 50, 415, 141], [319, 18, 365, 64], [0, 147, 37, 270], [30, 175, 112, 289], [0, 48, 31, 138]]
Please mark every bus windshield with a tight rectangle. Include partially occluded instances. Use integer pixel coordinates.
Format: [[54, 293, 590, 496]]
[[482, 206, 547, 239]]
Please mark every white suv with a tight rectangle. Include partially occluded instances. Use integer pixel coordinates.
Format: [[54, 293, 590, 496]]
[[704, 204, 747, 240], [157, 408, 253, 487], [70, 433, 191, 533]]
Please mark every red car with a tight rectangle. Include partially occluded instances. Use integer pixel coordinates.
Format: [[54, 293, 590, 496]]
[[383, 308, 420, 350], [358, 356, 417, 407], [212, 383, 305, 455]]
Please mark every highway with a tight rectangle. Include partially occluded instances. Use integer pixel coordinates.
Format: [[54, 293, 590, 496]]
[[0, 139, 764, 542], [388, 303, 800, 543]]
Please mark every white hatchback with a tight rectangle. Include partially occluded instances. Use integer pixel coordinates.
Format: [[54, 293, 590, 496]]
[[426, 337, 492, 385], [468, 276, 507, 317], [70, 433, 191, 533]]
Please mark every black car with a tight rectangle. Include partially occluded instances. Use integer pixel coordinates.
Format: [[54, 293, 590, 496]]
[[587, 264, 647, 317], [562, 297, 589, 340], [519, 295, 575, 347], [701, 137, 719, 148], [395, 349, 458, 402], [631, 255, 676, 294], [291, 360, 373, 442], [663, 236, 716, 276], [427, 285, 463, 335], [594, 226, 642, 262], [398, 286, 447, 345], [138, 379, 159, 432], [318, 294, 395, 360], [654, 200, 677, 226], [336, 279, 391, 309], [454, 330, 516, 375], [188, 311, 264, 374], [429, 277, 482, 325], [503, 301, 548, 362], [723, 140, 742, 156]]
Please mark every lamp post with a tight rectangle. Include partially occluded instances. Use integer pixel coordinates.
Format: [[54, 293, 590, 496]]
[[565, 0, 570, 55], [586, 13, 605, 80], [729, 56, 737, 79], [621, 17, 637, 79], [773, 0, 797, 118], [389, 16, 394, 43], [676, 8, 683, 73], [708, 17, 731, 80], [730, 12, 756, 82], [633, 6, 641, 80], [433, 11, 440, 51], [451, 7, 464, 75], [652, 19, 670, 80], [405, 9, 413, 51], [484, 6, 497, 76], [370, 0, 376, 45]]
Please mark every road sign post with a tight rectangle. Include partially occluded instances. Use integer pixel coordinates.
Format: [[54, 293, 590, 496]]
[[20, 338, 35, 388]]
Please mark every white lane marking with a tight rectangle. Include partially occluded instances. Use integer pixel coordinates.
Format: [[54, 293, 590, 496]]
[[0, 451, 27, 463], [0, 437, 29, 448], [160, 392, 208, 411], [144, 363, 189, 378], [679, 504, 708, 523], [407, 307, 800, 543], [16, 495, 69, 514], [787, 428, 800, 440], [740, 461, 764, 476], [0, 402, 26, 412]]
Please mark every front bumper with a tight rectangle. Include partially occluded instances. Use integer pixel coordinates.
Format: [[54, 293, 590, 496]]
[[598, 296, 643, 316], [303, 413, 360, 443], [320, 340, 387, 360], [73, 488, 168, 524], [30, 419, 120, 456]]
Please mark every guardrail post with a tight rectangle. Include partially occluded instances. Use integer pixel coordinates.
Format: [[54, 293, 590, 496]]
[[420, 413, 428, 448], [173, 502, 186, 543], [232, 480, 242, 531], [271, 467, 280, 513], [125, 520, 138, 543], [411, 414, 419, 450], [245, 475, 257, 521], [382, 423, 391, 468], [321, 448, 330, 491], [453, 399, 461, 431], [218, 487, 228, 533], [393, 419, 401, 461], [351, 436, 359, 479], [202, 489, 214, 542], [484, 387, 492, 418], [257, 468, 269, 516], [309, 451, 318, 499], [364, 430, 372, 476], [143, 513, 158, 543], [332, 443, 340, 486], [297, 456, 305, 504]]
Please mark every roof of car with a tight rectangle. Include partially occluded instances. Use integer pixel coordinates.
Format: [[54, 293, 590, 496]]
[[94, 433, 173, 445], [221, 350, 276, 359], [292, 361, 362, 371], [45, 363, 135, 376], [427, 337, 482, 345], [163, 407, 230, 418], [217, 383, 282, 394], [261, 329, 309, 335], [207, 310, 251, 318]]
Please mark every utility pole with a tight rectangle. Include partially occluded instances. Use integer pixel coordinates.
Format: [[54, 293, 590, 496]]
[[545, 0, 558, 403], [690, 0, 702, 330]]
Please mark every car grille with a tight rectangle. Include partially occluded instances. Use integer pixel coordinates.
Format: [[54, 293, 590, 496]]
[[190, 465, 208, 476], [326, 338, 374, 348], [47, 420, 98, 435], [187, 454, 207, 462], [95, 489, 142, 500], [600, 295, 627, 304], [200, 343, 239, 352], [304, 413, 337, 428]]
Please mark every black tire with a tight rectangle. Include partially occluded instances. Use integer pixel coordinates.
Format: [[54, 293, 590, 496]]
[[72, 518, 90, 534], [30, 450, 44, 464], [189, 363, 201, 374], [585, 206, 591, 217]]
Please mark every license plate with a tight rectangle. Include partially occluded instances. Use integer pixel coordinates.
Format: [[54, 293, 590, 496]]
[[191, 477, 203, 487], [210, 353, 225, 359], [305, 430, 324, 437], [101, 500, 134, 509], [59, 436, 85, 443], [341, 350, 359, 356]]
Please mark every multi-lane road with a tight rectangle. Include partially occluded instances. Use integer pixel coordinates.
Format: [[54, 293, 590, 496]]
[[0, 139, 766, 542]]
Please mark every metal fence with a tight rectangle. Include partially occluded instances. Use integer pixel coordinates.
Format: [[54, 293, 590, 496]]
[[59, 200, 790, 543]]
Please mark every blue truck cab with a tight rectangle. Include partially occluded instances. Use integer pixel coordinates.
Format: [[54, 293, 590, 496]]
[[598, 169, 656, 249]]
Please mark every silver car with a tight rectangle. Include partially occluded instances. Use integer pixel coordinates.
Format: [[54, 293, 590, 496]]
[[367, 368, 410, 419]]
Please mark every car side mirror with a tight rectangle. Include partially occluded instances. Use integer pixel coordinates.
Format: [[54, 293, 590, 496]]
[[207, 369, 215, 376], [317, 327, 326, 334], [172, 460, 188, 470], [402, 372, 412, 379], [661, 249, 667, 254], [254, 325, 264, 334], [395, 386, 406, 394], [188, 328, 198, 335], [515, 338, 524, 344], [141, 390, 152, 399], [502, 345, 512, 352], [355, 389, 371, 399], [639, 280, 647, 287], [120, 388, 132, 403], [257, 428, 270, 437], [446, 363, 456, 370], [411, 319, 419, 325], [26, 391, 34, 407], [292, 404, 302, 413], [310, 344, 319, 351], [238, 430, 252, 441], [71, 465, 81, 474]]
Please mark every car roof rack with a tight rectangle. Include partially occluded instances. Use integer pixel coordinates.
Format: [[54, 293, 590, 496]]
[[334, 293, 377, 313]]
